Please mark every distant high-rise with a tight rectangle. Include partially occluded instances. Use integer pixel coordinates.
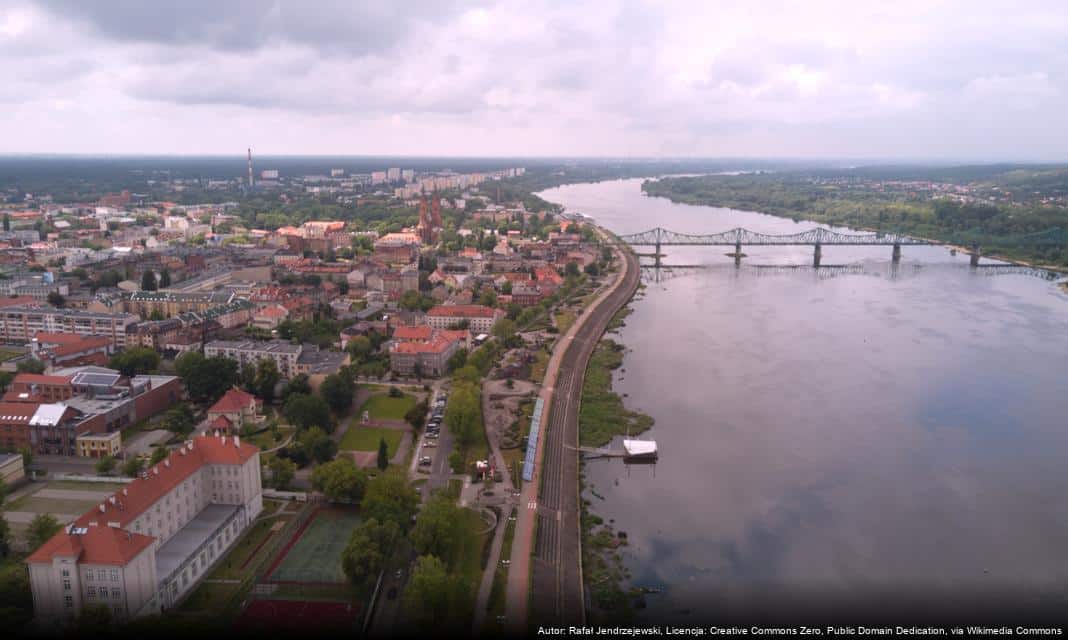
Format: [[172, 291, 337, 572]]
[[247, 148, 254, 188]]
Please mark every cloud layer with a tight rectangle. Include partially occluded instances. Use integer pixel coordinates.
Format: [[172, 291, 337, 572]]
[[2, 0, 1066, 159]]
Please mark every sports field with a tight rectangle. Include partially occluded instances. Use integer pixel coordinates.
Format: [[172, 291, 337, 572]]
[[267, 508, 361, 584]]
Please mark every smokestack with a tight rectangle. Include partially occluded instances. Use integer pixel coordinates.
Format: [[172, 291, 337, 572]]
[[247, 148, 254, 188]]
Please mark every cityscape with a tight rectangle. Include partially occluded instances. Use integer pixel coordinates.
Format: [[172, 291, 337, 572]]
[[1, 1, 1067, 639]]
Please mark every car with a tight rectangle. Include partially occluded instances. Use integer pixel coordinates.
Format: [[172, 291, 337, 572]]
[[419, 456, 432, 466], [426, 433, 439, 440], [423, 441, 437, 448], [395, 569, 404, 579]]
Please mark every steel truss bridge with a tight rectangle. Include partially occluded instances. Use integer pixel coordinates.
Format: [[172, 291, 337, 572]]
[[613, 226, 1068, 267]]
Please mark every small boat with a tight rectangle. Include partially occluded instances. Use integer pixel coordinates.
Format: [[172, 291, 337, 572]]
[[623, 439, 658, 459]]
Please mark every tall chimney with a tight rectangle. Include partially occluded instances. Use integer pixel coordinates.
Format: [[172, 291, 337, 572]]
[[247, 148, 254, 188]]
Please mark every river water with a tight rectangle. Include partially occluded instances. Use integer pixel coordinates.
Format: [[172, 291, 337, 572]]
[[538, 178, 1068, 622]]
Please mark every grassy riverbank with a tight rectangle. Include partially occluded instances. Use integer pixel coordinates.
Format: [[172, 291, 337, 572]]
[[642, 173, 1068, 269], [577, 339, 654, 448]]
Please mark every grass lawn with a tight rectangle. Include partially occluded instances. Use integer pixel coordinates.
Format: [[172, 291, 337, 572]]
[[48, 480, 128, 492], [0, 349, 22, 363], [530, 348, 550, 383], [5, 496, 101, 515], [339, 426, 403, 455], [244, 426, 294, 451], [358, 393, 416, 420], [554, 310, 577, 333]]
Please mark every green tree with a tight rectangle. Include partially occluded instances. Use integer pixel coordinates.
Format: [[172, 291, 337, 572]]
[[94, 455, 116, 475], [175, 352, 239, 404], [281, 373, 312, 401], [0, 560, 31, 627], [2, 214, 8, 232], [564, 261, 580, 277], [27, 513, 61, 551], [108, 346, 160, 377], [310, 457, 367, 503], [361, 472, 419, 531], [492, 318, 516, 342], [149, 446, 169, 466], [0, 514, 10, 559], [0, 371, 13, 394], [283, 393, 333, 432], [298, 426, 337, 464], [47, 291, 66, 307], [410, 494, 464, 560], [253, 358, 280, 404], [159, 268, 171, 288], [377, 437, 389, 470], [444, 382, 482, 448], [403, 555, 472, 630], [122, 456, 144, 478], [73, 604, 112, 634], [341, 517, 401, 585], [163, 403, 196, 435], [346, 336, 372, 361], [319, 373, 354, 414], [141, 269, 157, 291], [15, 359, 45, 374], [267, 456, 296, 490]]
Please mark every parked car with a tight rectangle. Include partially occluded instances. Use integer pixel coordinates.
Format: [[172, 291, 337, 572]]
[[419, 456, 432, 466]]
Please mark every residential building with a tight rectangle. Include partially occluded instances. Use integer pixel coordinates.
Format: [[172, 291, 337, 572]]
[[206, 388, 261, 435], [0, 307, 139, 348], [0, 451, 24, 485], [76, 431, 121, 459], [203, 340, 302, 379]]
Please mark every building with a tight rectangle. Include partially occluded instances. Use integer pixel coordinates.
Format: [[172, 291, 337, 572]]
[[0, 307, 139, 348], [0, 451, 25, 485], [27, 434, 263, 627], [425, 304, 504, 333], [76, 431, 122, 459], [7, 373, 75, 403], [204, 340, 302, 379], [206, 388, 261, 435], [388, 331, 463, 378], [30, 333, 112, 369], [127, 291, 235, 318], [373, 232, 420, 265]]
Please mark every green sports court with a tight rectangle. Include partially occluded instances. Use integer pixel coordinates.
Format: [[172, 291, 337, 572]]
[[267, 508, 362, 584]]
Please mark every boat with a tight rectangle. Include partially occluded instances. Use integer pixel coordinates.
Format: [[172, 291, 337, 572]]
[[622, 439, 658, 459]]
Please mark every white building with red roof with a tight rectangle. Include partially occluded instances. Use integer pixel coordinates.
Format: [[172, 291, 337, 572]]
[[206, 388, 261, 434], [424, 304, 504, 333], [26, 434, 263, 628]]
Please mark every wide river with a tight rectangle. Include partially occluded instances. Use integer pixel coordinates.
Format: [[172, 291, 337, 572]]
[[538, 178, 1068, 622]]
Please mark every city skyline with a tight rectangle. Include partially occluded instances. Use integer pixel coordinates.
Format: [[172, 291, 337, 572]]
[[0, 1, 1066, 161]]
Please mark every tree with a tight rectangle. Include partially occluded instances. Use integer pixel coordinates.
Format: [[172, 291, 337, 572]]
[[175, 352, 239, 404], [159, 268, 171, 288], [149, 446, 169, 466], [377, 437, 389, 470], [141, 269, 157, 291], [163, 403, 196, 435], [341, 518, 401, 585], [492, 318, 516, 342], [108, 346, 160, 377], [283, 393, 333, 433], [18, 446, 32, 469], [2, 214, 8, 232], [403, 555, 472, 630], [410, 494, 464, 560], [446, 349, 467, 373], [94, 455, 116, 475], [267, 456, 296, 490], [0, 371, 13, 394], [319, 372, 354, 414], [310, 457, 367, 503], [346, 336, 372, 361], [564, 261, 580, 277], [72, 604, 112, 634], [47, 291, 66, 307], [15, 359, 45, 375], [444, 382, 482, 448], [281, 373, 312, 401], [254, 358, 280, 404], [122, 456, 144, 478], [298, 426, 337, 464], [0, 514, 9, 559], [27, 514, 61, 551], [361, 472, 419, 531]]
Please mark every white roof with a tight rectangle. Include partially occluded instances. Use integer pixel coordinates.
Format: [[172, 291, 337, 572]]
[[622, 439, 657, 456], [29, 403, 69, 427]]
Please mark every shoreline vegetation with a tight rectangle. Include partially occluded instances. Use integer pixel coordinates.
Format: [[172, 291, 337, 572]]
[[641, 173, 1068, 271]]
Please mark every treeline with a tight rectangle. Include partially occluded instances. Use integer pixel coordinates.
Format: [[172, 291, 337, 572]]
[[643, 174, 1068, 267]]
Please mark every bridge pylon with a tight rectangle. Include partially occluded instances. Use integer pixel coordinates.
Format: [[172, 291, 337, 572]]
[[892, 243, 901, 262], [813, 243, 822, 268], [970, 244, 981, 267]]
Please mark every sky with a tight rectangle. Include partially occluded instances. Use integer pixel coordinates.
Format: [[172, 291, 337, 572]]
[[1, 0, 1066, 160]]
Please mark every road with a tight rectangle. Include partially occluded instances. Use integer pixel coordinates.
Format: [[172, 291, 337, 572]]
[[505, 236, 640, 631]]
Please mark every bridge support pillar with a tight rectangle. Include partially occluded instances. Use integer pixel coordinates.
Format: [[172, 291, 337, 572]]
[[892, 243, 901, 262], [734, 241, 742, 267], [970, 244, 981, 267], [654, 239, 661, 269], [813, 243, 822, 268]]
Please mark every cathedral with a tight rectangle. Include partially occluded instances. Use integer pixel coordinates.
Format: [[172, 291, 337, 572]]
[[416, 192, 443, 244]]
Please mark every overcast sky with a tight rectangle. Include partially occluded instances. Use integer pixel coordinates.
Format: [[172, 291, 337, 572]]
[[1, 0, 1066, 160]]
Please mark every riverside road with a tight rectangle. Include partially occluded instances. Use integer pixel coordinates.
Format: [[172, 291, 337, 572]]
[[505, 230, 641, 631]]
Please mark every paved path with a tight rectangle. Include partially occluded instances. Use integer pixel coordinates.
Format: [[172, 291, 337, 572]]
[[504, 232, 639, 632]]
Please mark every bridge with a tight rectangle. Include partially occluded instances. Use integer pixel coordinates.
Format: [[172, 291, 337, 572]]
[[614, 226, 1068, 267]]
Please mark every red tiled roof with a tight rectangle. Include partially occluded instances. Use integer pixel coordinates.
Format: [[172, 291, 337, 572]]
[[28, 434, 257, 565], [211, 414, 233, 428], [0, 296, 38, 308], [0, 401, 41, 423], [393, 325, 433, 341], [11, 373, 73, 386], [209, 388, 257, 414], [27, 524, 155, 566], [427, 304, 498, 319], [393, 336, 457, 355]]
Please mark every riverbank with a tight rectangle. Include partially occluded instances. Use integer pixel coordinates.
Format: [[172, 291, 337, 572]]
[[641, 175, 1068, 272]]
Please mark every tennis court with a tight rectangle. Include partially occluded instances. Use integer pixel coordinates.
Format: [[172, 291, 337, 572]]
[[267, 508, 361, 584]]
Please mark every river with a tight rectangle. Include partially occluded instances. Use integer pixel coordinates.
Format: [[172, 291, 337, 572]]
[[537, 178, 1068, 622]]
